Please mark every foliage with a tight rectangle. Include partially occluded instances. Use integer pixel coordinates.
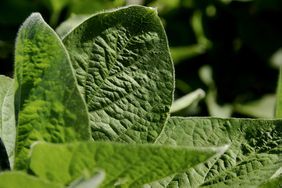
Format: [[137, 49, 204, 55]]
[[0, 3, 281, 188]]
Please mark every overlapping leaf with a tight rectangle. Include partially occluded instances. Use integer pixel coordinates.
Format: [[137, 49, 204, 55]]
[[29, 141, 223, 187], [63, 5, 174, 143], [148, 117, 282, 187], [14, 13, 90, 169]]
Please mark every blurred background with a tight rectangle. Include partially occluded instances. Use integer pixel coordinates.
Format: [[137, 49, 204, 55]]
[[1, 0, 282, 118]]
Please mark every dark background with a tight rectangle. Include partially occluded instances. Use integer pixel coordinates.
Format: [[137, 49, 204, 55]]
[[1, 0, 281, 118]]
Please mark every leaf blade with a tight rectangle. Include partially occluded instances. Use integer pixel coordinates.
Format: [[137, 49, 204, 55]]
[[14, 13, 90, 169], [63, 5, 174, 143], [29, 141, 221, 187], [152, 117, 282, 187]]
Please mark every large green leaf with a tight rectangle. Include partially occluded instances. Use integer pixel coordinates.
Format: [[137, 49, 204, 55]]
[[14, 13, 90, 169], [63, 5, 174, 143], [149, 117, 282, 187], [0, 75, 15, 168], [0, 171, 63, 188], [29, 141, 223, 187]]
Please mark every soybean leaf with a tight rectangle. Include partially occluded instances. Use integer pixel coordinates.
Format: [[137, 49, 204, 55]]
[[29, 141, 223, 187], [63, 5, 174, 143], [149, 117, 282, 187], [0, 75, 15, 168], [0, 171, 63, 188], [14, 13, 90, 169], [0, 138, 10, 171]]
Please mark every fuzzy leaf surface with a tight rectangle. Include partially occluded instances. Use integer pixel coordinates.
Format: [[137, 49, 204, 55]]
[[0, 75, 15, 167], [29, 141, 221, 187], [14, 13, 90, 169], [149, 117, 282, 187], [63, 5, 174, 143]]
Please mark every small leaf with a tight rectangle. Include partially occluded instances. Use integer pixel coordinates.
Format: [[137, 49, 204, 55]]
[[0, 75, 16, 168], [29, 141, 222, 187], [63, 5, 174, 143], [14, 13, 90, 169], [152, 117, 282, 187], [0, 138, 10, 171], [0, 171, 64, 188]]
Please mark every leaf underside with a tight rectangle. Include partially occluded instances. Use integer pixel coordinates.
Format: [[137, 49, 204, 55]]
[[63, 5, 174, 143]]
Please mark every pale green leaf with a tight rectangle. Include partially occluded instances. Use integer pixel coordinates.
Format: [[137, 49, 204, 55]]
[[68, 171, 105, 188], [150, 117, 282, 187], [234, 94, 275, 118], [0, 75, 16, 168], [29, 141, 222, 187], [0, 171, 63, 188], [170, 88, 205, 113], [63, 5, 174, 143], [14, 13, 90, 169]]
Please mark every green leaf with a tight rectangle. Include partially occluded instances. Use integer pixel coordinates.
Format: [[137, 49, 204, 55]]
[[63, 5, 174, 143], [151, 117, 282, 187], [0, 138, 10, 171], [29, 141, 222, 187], [0, 171, 64, 188], [0, 75, 15, 168], [14, 13, 90, 169], [276, 66, 282, 118]]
